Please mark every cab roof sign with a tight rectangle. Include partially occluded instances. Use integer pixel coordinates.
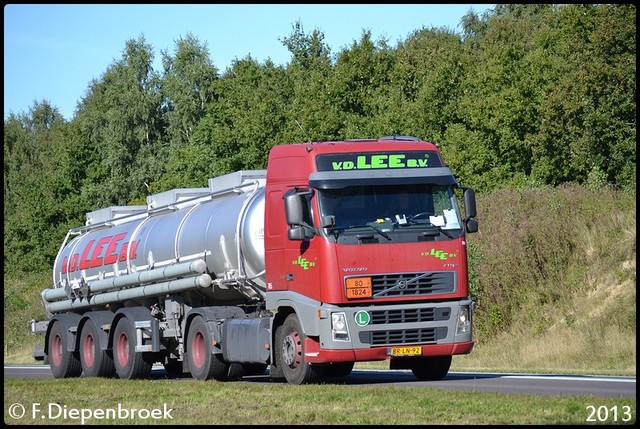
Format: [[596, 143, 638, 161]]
[[316, 151, 442, 172]]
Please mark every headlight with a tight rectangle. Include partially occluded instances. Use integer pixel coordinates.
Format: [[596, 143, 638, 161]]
[[331, 312, 349, 341], [456, 305, 472, 335]]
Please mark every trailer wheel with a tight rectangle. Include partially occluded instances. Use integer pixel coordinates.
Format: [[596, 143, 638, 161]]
[[112, 317, 152, 379], [48, 321, 82, 378], [410, 355, 452, 381], [162, 360, 185, 378], [79, 320, 115, 377], [276, 314, 323, 385], [187, 316, 228, 381]]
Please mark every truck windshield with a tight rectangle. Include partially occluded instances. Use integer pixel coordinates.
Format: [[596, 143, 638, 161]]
[[317, 184, 462, 232]]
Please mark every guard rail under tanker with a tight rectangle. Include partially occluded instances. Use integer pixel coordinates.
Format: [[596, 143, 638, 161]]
[[43, 170, 268, 315]]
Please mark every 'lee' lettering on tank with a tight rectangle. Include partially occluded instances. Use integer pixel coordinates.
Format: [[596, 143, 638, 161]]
[[61, 233, 140, 273]]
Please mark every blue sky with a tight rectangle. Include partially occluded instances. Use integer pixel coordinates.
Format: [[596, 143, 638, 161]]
[[4, 4, 494, 121]]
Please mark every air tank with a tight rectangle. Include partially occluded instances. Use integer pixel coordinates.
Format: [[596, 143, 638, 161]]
[[45, 171, 267, 313]]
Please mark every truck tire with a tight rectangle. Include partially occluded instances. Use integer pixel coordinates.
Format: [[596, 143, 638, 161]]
[[410, 355, 452, 381], [79, 320, 115, 377], [48, 321, 82, 378], [187, 316, 228, 380], [276, 314, 324, 385], [323, 361, 354, 378], [112, 317, 152, 379], [269, 360, 285, 381], [163, 360, 185, 378]]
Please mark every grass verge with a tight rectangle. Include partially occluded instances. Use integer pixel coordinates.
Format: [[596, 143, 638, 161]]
[[4, 378, 636, 425]]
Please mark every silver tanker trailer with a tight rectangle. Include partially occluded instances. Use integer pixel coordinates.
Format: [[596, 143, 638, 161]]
[[33, 170, 271, 380]]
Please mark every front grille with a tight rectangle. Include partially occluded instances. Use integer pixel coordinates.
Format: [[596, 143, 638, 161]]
[[369, 307, 451, 324], [370, 271, 455, 297], [359, 327, 448, 346]]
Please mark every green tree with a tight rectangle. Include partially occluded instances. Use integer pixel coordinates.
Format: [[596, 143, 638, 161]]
[[391, 26, 467, 142], [450, 5, 553, 190], [73, 35, 166, 207], [281, 21, 341, 142], [280, 20, 332, 70], [161, 33, 219, 147], [528, 4, 636, 190], [330, 30, 394, 138], [3, 102, 84, 273], [196, 57, 291, 177]]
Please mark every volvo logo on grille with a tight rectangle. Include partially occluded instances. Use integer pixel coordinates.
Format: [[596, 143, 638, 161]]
[[373, 272, 432, 297]]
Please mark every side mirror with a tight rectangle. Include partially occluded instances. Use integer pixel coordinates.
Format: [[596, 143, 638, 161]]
[[288, 226, 306, 241], [463, 187, 477, 219], [284, 190, 315, 241], [466, 218, 479, 234], [284, 193, 305, 226], [461, 187, 478, 234]]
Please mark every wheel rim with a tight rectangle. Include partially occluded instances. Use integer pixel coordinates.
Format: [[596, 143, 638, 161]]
[[51, 334, 63, 367], [116, 332, 129, 367], [282, 331, 302, 368], [83, 333, 95, 368], [192, 332, 206, 368]]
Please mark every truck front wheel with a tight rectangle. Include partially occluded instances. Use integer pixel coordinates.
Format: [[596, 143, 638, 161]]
[[276, 314, 323, 385], [323, 361, 354, 378], [410, 355, 452, 381], [187, 316, 228, 381], [48, 321, 82, 378], [112, 317, 152, 379], [79, 320, 115, 377]]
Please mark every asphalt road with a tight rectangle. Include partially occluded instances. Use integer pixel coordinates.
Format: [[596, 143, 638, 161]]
[[4, 365, 635, 399]]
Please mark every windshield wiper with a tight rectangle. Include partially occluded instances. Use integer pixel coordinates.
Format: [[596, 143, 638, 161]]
[[415, 222, 454, 239], [400, 216, 455, 239], [429, 224, 455, 239], [334, 224, 391, 241]]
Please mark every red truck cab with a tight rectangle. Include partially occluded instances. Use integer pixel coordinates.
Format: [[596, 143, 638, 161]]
[[263, 136, 477, 383]]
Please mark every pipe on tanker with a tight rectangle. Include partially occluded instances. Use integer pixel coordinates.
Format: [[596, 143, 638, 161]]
[[45, 273, 212, 314], [44, 259, 208, 303]]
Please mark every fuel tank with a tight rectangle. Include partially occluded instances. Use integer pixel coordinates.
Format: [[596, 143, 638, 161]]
[[46, 171, 267, 312]]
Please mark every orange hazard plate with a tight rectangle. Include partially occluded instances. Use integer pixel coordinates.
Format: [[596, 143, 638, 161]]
[[346, 277, 372, 298]]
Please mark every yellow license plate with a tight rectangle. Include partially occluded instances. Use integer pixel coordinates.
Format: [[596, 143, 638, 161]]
[[346, 277, 372, 299], [390, 346, 422, 356]]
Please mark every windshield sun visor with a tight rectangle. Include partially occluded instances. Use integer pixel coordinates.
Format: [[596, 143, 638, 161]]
[[309, 168, 457, 189]]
